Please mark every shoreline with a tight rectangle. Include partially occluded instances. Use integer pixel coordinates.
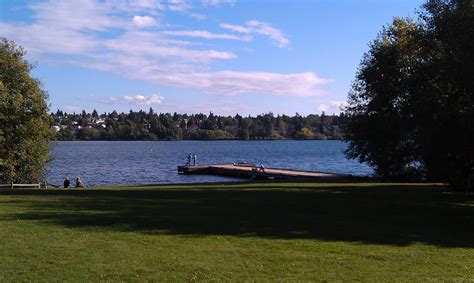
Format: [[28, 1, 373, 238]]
[[53, 138, 345, 142], [38, 179, 449, 190]]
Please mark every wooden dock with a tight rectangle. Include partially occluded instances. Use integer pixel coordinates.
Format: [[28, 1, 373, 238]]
[[177, 163, 353, 181]]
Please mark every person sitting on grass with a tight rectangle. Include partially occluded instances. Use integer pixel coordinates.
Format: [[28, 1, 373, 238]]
[[75, 177, 84, 188], [63, 177, 70, 188]]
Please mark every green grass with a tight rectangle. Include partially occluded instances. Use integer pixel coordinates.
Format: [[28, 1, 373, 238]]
[[0, 182, 473, 281]]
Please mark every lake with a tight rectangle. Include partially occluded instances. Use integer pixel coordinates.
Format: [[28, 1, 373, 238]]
[[47, 140, 372, 187]]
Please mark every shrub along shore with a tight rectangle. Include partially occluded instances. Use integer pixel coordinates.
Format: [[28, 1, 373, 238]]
[[51, 110, 345, 141]]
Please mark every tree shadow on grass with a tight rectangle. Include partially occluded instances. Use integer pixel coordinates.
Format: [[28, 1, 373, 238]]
[[1, 184, 473, 247]]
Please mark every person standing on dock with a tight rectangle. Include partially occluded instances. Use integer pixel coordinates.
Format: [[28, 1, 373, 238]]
[[192, 153, 197, 166], [186, 153, 192, 166]]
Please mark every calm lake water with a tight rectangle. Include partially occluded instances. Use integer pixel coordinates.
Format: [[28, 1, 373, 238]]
[[47, 140, 372, 187]]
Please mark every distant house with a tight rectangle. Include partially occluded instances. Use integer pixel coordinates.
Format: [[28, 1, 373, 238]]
[[322, 116, 332, 125], [52, 126, 61, 132], [143, 120, 151, 129], [92, 118, 107, 128], [187, 123, 199, 131]]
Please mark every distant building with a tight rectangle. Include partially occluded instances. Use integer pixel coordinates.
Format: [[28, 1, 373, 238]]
[[187, 123, 199, 131]]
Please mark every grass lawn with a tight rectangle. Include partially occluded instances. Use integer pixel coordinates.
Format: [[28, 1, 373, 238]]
[[0, 182, 473, 281]]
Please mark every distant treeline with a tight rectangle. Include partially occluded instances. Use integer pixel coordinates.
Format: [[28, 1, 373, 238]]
[[51, 109, 347, 141]]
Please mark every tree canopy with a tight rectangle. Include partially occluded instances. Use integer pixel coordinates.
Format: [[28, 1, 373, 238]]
[[51, 110, 346, 141], [345, 0, 473, 190], [0, 38, 53, 183]]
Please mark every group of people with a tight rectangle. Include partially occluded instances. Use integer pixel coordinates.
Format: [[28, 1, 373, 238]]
[[186, 153, 198, 166], [63, 177, 83, 188]]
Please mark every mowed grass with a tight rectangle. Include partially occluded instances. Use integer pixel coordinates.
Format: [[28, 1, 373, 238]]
[[0, 182, 473, 281]]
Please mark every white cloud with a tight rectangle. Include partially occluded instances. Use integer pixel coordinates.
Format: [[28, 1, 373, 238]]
[[188, 13, 207, 20], [246, 20, 288, 48], [80, 52, 329, 97], [318, 104, 328, 112], [219, 23, 251, 33], [99, 94, 164, 105], [162, 30, 252, 41], [133, 15, 158, 27], [103, 31, 237, 60], [63, 105, 82, 113], [330, 100, 348, 109], [220, 20, 289, 48], [30, 0, 124, 31], [0, 22, 98, 55], [123, 94, 164, 105], [318, 101, 347, 113], [202, 0, 235, 7], [111, 0, 164, 16], [167, 0, 191, 12], [127, 0, 164, 10], [145, 71, 329, 97]]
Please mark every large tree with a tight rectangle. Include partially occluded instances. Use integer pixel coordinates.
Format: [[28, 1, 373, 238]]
[[345, 0, 473, 189], [0, 38, 53, 183]]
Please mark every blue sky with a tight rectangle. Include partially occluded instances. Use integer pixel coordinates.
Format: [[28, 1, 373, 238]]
[[0, 0, 424, 115]]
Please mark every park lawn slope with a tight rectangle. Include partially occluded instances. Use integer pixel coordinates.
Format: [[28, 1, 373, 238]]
[[0, 182, 473, 281]]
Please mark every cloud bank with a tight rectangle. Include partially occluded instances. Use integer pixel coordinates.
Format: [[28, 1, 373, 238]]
[[162, 30, 252, 41], [318, 101, 347, 113], [220, 20, 289, 48], [123, 94, 164, 105], [104, 94, 164, 106], [133, 15, 158, 27], [202, 0, 236, 7], [0, 0, 330, 102]]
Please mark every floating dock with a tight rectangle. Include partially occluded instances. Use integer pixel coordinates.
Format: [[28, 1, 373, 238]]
[[177, 163, 353, 181]]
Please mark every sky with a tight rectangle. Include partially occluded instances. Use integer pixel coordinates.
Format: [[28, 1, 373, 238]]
[[0, 0, 424, 116]]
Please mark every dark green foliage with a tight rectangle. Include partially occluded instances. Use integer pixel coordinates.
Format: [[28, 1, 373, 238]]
[[0, 38, 53, 183], [186, 129, 234, 140], [51, 110, 346, 141], [345, 0, 473, 189], [76, 127, 101, 140]]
